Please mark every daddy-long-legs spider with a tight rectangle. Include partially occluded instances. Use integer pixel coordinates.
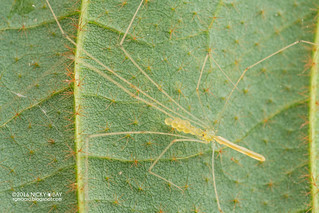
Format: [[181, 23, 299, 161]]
[[44, 0, 318, 212]]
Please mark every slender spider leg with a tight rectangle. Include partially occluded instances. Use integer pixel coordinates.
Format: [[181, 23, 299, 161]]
[[86, 131, 191, 142], [148, 138, 209, 191], [196, 52, 239, 129], [196, 53, 210, 123], [196, 54, 209, 91], [216, 40, 318, 126], [86, 132, 195, 190], [120, 0, 144, 46], [209, 53, 238, 90], [211, 142, 223, 213]]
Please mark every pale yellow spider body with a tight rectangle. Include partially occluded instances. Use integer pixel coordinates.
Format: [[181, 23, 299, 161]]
[[165, 117, 265, 162]]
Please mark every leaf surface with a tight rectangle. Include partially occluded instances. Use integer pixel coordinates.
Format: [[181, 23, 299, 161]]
[[0, 0, 318, 212]]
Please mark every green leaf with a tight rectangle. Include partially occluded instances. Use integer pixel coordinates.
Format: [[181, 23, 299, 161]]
[[1, 0, 318, 212], [1, 0, 78, 212]]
